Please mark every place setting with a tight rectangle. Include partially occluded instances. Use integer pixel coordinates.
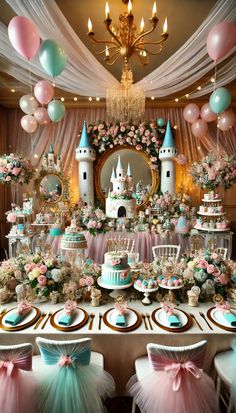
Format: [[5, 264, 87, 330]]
[[206, 301, 236, 332], [151, 301, 192, 333], [50, 300, 89, 332], [103, 297, 142, 332], [0, 301, 41, 332]]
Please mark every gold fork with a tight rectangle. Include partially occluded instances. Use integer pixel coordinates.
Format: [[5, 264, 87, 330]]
[[142, 314, 148, 330], [146, 313, 153, 330], [88, 313, 95, 330], [41, 312, 52, 329], [33, 313, 46, 330]]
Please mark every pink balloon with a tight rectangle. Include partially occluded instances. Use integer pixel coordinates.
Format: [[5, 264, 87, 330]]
[[34, 107, 51, 125], [34, 80, 54, 105], [8, 16, 40, 60], [183, 104, 200, 123], [207, 21, 236, 62], [217, 109, 236, 131], [200, 103, 217, 122], [21, 115, 38, 133], [191, 119, 208, 138]]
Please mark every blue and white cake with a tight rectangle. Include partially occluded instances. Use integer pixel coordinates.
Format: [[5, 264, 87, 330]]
[[101, 251, 131, 286]]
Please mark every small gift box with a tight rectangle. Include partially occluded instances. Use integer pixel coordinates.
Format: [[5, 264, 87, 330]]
[[114, 301, 128, 326], [58, 300, 77, 326], [5, 301, 32, 326]]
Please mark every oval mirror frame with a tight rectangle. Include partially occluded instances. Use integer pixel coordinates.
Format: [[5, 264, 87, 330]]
[[94, 146, 159, 211], [35, 171, 68, 207]]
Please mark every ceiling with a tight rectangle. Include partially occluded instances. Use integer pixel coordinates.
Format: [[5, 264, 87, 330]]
[[0, 0, 235, 108]]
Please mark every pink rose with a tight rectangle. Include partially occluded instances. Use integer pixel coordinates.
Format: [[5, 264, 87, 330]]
[[37, 275, 47, 286], [5, 176, 11, 181], [213, 268, 221, 277], [7, 213, 17, 223], [12, 167, 21, 176], [109, 144, 114, 148], [0, 167, 5, 173], [39, 265, 47, 274], [30, 263, 36, 270], [85, 276, 94, 286], [198, 259, 208, 269], [211, 253, 219, 260], [79, 278, 87, 287], [217, 273, 229, 285], [120, 126, 125, 132], [136, 144, 142, 151], [206, 264, 215, 274], [24, 263, 31, 272]]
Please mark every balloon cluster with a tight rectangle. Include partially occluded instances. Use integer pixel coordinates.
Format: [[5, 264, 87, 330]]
[[183, 20, 236, 138], [8, 16, 67, 133]]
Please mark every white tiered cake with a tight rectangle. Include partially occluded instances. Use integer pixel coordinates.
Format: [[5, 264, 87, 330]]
[[101, 251, 132, 287], [106, 156, 137, 219], [194, 192, 229, 231]]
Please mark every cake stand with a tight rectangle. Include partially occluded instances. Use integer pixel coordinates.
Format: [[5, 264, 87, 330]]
[[158, 284, 184, 303], [97, 276, 133, 298], [133, 283, 159, 305]]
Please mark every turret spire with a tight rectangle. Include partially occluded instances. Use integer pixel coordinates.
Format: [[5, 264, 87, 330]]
[[78, 120, 92, 148]]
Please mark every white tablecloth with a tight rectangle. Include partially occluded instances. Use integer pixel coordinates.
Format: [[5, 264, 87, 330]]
[[1, 299, 235, 395]]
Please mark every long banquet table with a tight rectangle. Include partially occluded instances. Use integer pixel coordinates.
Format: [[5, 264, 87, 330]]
[[1, 299, 235, 395]]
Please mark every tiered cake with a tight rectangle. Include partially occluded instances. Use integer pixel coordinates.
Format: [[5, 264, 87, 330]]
[[101, 252, 132, 286], [106, 156, 136, 219], [194, 192, 229, 231], [60, 219, 87, 250]]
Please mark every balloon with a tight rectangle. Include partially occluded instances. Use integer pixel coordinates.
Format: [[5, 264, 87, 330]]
[[200, 103, 217, 123], [207, 21, 236, 62], [39, 40, 67, 77], [8, 16, 40, 60], [157, 118, 166, 127], [21, 115, 38, 133], [209, 87, 231, 114], [34, 80, 54, 105], [217, 109, 236, 131], [191, 119, 208, 138], [19, 94, 38, 115], [47, 100, 65, 122], [183, 103, 200, 123], [34, 107, 51, 125]]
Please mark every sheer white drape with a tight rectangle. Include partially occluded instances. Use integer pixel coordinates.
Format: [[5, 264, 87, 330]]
[[1, 0, 235, 98]]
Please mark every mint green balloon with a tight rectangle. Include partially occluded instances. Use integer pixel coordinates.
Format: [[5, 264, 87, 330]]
[[39, 39, 67, 77], [47, 100, 65, 122], [209, 87, 231, 114]]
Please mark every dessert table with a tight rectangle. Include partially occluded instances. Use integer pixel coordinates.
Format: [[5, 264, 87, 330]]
[[1, 299, 235, 395]]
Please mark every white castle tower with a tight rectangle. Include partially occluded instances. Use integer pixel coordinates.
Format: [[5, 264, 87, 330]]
[[75, 120, 96, 205], [111, 156, 127, 193], [159, 120, 177, 194]]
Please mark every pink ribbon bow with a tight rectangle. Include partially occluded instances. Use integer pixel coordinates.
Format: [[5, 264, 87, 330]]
[[215, 302, 231, 313], [57, 355, 74, 367], [165, 361, 201, 391], [0, 360, 15, 376]]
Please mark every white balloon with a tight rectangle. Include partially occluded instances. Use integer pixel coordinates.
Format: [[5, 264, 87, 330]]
[[19, 94, 38, 115]]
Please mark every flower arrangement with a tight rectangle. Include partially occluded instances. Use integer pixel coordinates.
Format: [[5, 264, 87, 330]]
[[87, 121, 167, 169], [190, 153, 236, 191], [183, 251, 232, 299], [0, 154, 34, 185], [77, 205, 108, 236], [109, 189, 133, 200]]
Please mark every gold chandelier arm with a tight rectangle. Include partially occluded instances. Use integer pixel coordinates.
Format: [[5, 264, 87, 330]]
[[88, 35, 119, 48], [105, 23, 123, 48], [135, 45, 164, 55], [131, 22, 158, 48], [105, 51, 121, 65], [135, 34, 169, 47], [96, 45, 118, 55]]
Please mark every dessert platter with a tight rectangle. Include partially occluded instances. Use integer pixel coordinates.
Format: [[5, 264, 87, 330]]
[[133, 276, 159, 305]]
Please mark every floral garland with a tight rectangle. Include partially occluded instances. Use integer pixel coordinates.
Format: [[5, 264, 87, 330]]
[[0, 154, 34, 185], [88, 121, 167, 169], [190, 153, 236, 191]]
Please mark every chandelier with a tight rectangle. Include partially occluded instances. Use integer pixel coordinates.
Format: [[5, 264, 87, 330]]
[[87, 0, 169, 121]]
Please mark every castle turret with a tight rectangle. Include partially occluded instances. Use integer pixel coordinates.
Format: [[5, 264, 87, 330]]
[[48, 144, 55, 169], [159, 120, 177, 194], [41, 152, 48, 170], [112, 156, 126, 194], [75, 120, 96, 205], [126, 163, 133, 190]]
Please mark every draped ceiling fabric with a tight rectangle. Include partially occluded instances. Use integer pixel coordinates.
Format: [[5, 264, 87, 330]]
[[0, 0, 235, 98]]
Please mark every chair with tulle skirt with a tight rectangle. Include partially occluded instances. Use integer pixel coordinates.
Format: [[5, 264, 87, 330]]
[[214, 346, 236, 413], [0, 343, 37, 413], [127, 340, 220, 413], [33, 337, 115, 413]]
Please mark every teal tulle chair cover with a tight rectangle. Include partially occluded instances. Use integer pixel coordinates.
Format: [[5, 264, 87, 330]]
[[36, 337, 115, 413], [232, 340, 236, 408]]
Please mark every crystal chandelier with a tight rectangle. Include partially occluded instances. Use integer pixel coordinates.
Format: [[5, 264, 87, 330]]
[[87, 0, 169, 121]]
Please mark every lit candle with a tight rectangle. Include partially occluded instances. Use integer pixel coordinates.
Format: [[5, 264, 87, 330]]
[[88, 18, 93, 33], [163, 17, 168, 33], [140, 17, 145, 33], [105, 2, 110, 19], [152, 1, 157, 17], [128, 0, 132, 15], [105, 45, 110, 57]]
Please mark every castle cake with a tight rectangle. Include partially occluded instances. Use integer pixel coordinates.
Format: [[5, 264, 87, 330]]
[[106, 156, 137, 219], [60, 219, 87, 250], [194, 192, 230, 231], [101, 251, 132, 286]]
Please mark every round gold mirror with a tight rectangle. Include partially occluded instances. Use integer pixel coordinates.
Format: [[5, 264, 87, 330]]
[[38, 173, 63, 204], [95, 146, 159, 210]]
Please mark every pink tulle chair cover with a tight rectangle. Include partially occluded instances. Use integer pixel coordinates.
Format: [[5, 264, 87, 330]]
[[0, 343, 37, 413], [128, 340, 220, 413]]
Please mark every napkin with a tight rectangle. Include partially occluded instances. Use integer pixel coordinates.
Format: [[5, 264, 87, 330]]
[[58, 313, 74, 326], [116, 314, 127, 327], [5, 311, 26, 326], [222, 312, 236, 326], [166, 314, 182, 327]]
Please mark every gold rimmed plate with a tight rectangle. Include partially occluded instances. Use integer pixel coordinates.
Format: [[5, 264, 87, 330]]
[[50, 307, 89, 332], [0, 306, 41, 332], [151, 307, 192, 333], [103, 307, 142, 332], [207, 307, 236, 332]]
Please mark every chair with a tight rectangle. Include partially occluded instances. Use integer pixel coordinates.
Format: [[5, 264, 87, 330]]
[[214, 349, 236, 413], [214, 247, 228, 260], [128, 340, 220, 413], [0, 343, 36, 413], [152, 244, 181, 262], [34, 337, 115, 413]]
